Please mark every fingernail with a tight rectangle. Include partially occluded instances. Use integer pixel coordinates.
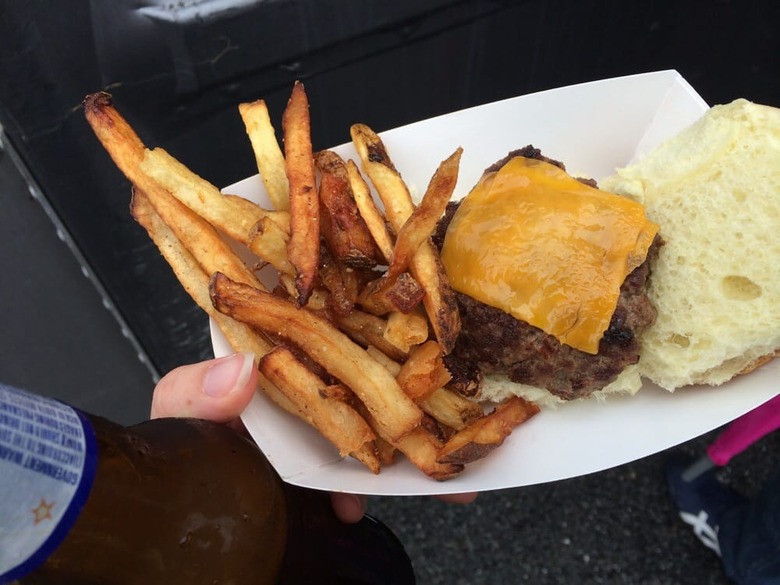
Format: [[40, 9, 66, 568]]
[[203, 352, 255, 398]]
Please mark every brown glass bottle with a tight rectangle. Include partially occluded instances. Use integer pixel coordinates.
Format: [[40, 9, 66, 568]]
[[20, 416, 287, 584], [1, 387, 415, 584]]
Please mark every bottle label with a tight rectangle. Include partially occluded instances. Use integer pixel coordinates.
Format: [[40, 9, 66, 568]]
[[0, 384, 97, 582]]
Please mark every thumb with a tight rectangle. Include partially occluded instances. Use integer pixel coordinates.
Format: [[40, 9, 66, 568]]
[[151, 352, 257, 423]]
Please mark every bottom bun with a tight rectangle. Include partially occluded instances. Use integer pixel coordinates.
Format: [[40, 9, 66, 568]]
[[476, 364, 643, 408]]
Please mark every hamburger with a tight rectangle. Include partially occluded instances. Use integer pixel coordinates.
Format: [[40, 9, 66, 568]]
[[437, 98, 780, 406], [435, 146, 661, 407]]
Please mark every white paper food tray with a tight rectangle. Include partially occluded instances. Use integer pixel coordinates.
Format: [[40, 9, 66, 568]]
[[212, 70, 779, 496]]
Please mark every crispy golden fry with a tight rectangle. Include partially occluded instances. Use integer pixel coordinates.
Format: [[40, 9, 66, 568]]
[[357, 272, 425, 316], [247, 216, 295, 276], [283, 81, 319, 306], [315, 150, 380, 268], [130, 187, 274, 357], [365, 336, 482, 432], [278, 275, 333, 313], [318, 383, 353, 401], [346, 159, 394, 264], [437, 397, 540, 465], [335, 309, 410, 362], [132, 186, 262, 289], [383, 308, 430, 354], [139, 146, 292, 275], [397, 340, 452, 401], [374, 437, 397, 466], [84, 92, 148, 181], [255, 372, 380, 475], [140, 148, 288, 242], [131, 188, 239, 310], [209, 273, 423, 442], [350, 123, 461, 353], [319, 249, 356, 317], [259, 346, 379, 471], [357, 406, 462, 480], [418, 388, 484, 432], [366, 345, 402, 375], [340, 265, 363, 309], [392, 426, 464, 480], [84, 93, 283, 272], [223, 193, 291, 234], [386, 147, 462, 282], [238, 99, 290, 211]]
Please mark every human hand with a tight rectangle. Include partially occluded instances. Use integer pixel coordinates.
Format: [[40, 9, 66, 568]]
[[151, 352, 477, 521]]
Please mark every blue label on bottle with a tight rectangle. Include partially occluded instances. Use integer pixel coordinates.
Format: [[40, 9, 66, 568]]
[[0, 384, 97, 582]]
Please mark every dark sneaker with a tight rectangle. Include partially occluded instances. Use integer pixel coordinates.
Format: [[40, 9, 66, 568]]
[[665, 452, 748, 557]]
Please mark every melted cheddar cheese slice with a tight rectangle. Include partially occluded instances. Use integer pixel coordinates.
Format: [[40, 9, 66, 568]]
[[441, 156, 659, 354]]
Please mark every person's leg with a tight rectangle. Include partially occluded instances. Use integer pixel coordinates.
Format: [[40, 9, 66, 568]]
[[666, 453, 747, 557], [717, 462, 780, 584]]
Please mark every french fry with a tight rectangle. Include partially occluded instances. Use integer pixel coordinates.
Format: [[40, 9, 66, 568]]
[[340, 264, 364, 310], [374, 437, 397, 467], [437, 397, 540, 465], [383, 308, 430, 354], [358, 406, 463, 480], [255, 373, 380, 474], [223, 193, 291, 234], [385, 147, 462, 282], [335, 309, 410, 362], [385, 338, 482, 431], [83, 93, 283, 270], [84, 92, 148, 185], [366, 337, 482, 432], [319, 248, 357, 317], [130, 186, 263, 290], [315, 150, 381, 268], [259, 346, 379, 472], [418, 388, 484, 432], [282, 81, 319, 306], [209, 273, 423, 442], [366, 345, 402, 375], [357, 272, 425, 316], [247, 216, 295, 276], [389, 426, 464, 480], [140, 148, 288, 243], [350, 123, 461, 353], [238, 99, 290, 211], [130, 187, 274, 357], [396, 340, 452, 401], [138, 148, 293, 276], [277, 274, 332, 313], [346, 159, 394, 264]]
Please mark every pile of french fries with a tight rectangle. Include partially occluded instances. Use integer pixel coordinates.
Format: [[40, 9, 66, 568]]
[[83, 82, 539, 481]]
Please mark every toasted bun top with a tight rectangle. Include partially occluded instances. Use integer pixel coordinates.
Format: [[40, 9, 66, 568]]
[[601, 99, 780, 391]]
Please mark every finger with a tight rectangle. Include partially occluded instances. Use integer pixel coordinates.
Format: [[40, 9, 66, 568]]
[[436, 492, 478, 505], [330, 493, 366, 524], [151, 352, 258, 422]]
